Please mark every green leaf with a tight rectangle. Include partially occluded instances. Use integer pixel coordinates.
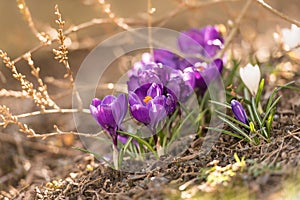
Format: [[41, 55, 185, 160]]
[[266, 109, 275, 135], [117, 130, 158, 158], [206, 127, 244, 139], [217, 116, 252, 142], [73, 147, 113, 167], [209, 100, 231, 109], [244, 88, 255, 122], [118, 137, 133, 167], [255, 78, 265, 106], [262, 95, 281, 125], [215, 110, 250, 130]]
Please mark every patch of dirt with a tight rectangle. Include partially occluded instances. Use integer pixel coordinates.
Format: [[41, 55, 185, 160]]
[[0, 85, 298, 200]]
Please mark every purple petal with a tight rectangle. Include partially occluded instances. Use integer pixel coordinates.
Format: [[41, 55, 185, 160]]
[[130, 104, 151, 124], [148, 102, 167, 131], [147, 83, 163, 98], [102, 95, 117, 105], [153, 49, 180, 69], [91, 98, 101, 107], [98, 105, 116, 129], [231, 100, 249, 125], [112, 94, 128, 127], [128, 91, 143, 106]]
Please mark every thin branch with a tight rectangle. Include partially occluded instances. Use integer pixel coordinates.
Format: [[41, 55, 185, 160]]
[[256, 0, 300, 27], [15, 108, 90, 119], [28, 128, 105, 140], [214, 0, 253, 59], [147, 0, 154, 55]]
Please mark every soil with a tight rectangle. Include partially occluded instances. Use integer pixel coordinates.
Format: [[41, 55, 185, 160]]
[[0, 86, 299, 200]]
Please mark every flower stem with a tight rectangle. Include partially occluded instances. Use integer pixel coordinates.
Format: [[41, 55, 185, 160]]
[[113, 145, 119, 170]]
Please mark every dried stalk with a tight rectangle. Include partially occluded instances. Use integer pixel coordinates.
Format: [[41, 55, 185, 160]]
[[255, 0, 300, 27], [28, 125, 105, 140], [0, 105, 35, 136], [52, 5, 83, 110], [23, 52, 59, 109], [16, 0, 51, 44], [214, 0, 253, 60], [0, 89, 26, 98], [0, 50, 58, 110]]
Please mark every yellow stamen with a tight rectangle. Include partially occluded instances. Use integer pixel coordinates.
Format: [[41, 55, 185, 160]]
[[143, 96, 152, 104], [196, 66, 205, 72]]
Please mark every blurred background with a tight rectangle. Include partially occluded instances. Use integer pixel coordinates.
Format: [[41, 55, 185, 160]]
[[0, 0, 300, 193]]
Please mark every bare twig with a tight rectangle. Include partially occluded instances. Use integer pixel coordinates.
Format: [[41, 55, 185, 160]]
[[147, 0, 154, 55], [16, 0, 51, 44], [0, 51, 58, 110], [255, 0, 300, 27], [0, 89, 27, 98], [214, 0, 253, 59], [28, 125, 105, 140], [15, 108, 90, 119]]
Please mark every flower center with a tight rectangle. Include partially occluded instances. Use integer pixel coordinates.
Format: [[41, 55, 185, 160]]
[[143, 96, 152, 104]]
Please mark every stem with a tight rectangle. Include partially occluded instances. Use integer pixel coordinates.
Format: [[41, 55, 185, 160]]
[[113, 145, 119, 170], [15, 108, 90, 118], [147, 0, 154, 56], [215, 0, 252, 59], [255, 0, 300, 27]]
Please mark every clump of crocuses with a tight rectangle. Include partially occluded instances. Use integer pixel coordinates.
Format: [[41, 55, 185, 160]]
[[90, 25, 225, 167]]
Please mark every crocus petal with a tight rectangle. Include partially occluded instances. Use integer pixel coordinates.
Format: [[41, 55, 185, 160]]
[[178, 29, 205, 54], [281, 24, 300, 49], [148, 102, 167, 131], [98, 105, 116, 129], [102, 95, 117, 105], [147, 83, 163, 98], [153, 49, 180, 69], [130, 104, 151, 124], [128, 91, 143, 105], [112, 94, 128, 127], [231, 99, 249, 125], [90, 104, 100, 122], [91, 98, 101, 107], [239, 63, 261, 96]]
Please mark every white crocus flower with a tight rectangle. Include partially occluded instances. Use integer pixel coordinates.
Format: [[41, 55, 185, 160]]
[[239, 63, 261, 96], [281, 24, 300, 49]]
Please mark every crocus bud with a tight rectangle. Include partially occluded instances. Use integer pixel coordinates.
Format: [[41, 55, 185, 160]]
[[239, 63, 261, 96], [231, 99, 249, 125]]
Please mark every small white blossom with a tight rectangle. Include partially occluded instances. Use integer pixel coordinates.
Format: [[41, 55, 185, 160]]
[[281, 24, 300, 50], [239, 63, 261, 96]]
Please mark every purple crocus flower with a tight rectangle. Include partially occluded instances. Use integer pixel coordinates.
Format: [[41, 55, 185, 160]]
[[90, 94, 128, 147], [127, 54, 194, 102], [128, 83, 177, 132], [187, 58, 223, 95], [178, 26, 224, 58], [231, 99, 249, 125]]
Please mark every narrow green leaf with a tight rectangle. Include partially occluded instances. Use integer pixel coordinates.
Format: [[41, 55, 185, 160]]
[[215, 110, 250, 130], [255, 78, 265, 106], [206, 127, 244, 139], [251, 97, 262, 126], [117, 130, 158, 158], [244, 88, 255, 122], [266, 109, 275, 136], [73, 147, 113, 167], [262, 95, 281, 125], [218, 116, 252, 142], [209, 100, 231, 109]]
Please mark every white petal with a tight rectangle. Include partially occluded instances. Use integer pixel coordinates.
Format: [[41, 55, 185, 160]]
[[281, 24, 300, 49], [239, 63, 261, 96]]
